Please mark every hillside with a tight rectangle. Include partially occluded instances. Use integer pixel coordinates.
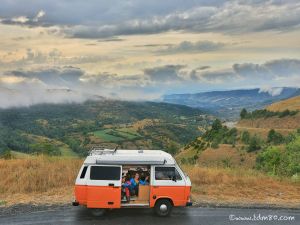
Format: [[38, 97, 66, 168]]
[[162, 87, 300, 120], [177, 117, 300, 179], [237, 97, 300, 130], [0, 100, 212, 157], [267, 96, 300, 112]]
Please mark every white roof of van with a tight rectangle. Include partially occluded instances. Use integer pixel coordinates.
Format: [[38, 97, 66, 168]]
[[84, 149, 176, 165]]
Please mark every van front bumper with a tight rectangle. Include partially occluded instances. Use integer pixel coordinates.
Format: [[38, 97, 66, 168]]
[[186, 202, 192, 207]]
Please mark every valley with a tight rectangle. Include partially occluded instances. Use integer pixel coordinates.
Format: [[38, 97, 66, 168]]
[[0, 100, 212, 157]]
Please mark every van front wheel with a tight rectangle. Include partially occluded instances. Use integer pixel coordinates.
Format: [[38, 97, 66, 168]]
[[154, 199, 173, 217], [90, 208, 106, 217]]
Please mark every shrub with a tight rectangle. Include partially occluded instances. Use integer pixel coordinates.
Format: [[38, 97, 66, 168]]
[[256, 146, 282, 175], [247, 135, 263, 152], [267, 129, 284, 145], [0, 149, 14, 160], [240, 108, 248, 119], [241, 131, 250, 144], [256, 134, 300, 177]]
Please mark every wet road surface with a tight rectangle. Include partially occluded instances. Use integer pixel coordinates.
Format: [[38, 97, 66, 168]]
[[0, 206, 299, 225]]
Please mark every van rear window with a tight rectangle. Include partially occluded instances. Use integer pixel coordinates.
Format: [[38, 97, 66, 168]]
[[90, 166, 121, 180], [80, 166, 88, 179]]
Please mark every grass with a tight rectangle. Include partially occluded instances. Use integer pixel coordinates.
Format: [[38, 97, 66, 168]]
[[59, 145, 78, 157], [92, 128, 141, 142], [92, 129, 125, 142], [267, 96, 300, 112], [0, 157, 299, 207], [0, 200, 6, 206], [184, 165, 300, 207], [25, 134, 78, 157]]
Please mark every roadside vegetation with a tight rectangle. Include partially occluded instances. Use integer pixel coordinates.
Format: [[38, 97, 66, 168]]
[[0, 156, 299, 207], [179, 115, 300, 179]]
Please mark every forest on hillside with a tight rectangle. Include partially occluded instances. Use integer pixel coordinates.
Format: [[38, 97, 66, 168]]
[[0, 100, 212, 157]]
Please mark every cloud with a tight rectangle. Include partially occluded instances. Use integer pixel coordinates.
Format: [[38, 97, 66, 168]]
[[62, 1, 300, 38], [8, 66, 84, 88], [156, 41, 225, 55], [197, 66, 211, 70], [191, 58, 300, 86], [259, 87, 283, 96], [0, 48, 117, 68], [233, 58, 300, 79], [2, 1, 299, 38], [191, 69, 237, 83], [0, 10, 48, 27], [0, 58, 300, 108], [143, 65, 185, 82]]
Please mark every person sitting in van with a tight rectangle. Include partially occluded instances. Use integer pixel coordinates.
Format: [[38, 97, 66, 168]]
[[139, 175, 149, 185], [121, 176, 131, 202], [130, 173, 140, 196]]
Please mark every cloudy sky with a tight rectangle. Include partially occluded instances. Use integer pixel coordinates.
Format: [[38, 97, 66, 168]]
[[0, 0, 300, 107]]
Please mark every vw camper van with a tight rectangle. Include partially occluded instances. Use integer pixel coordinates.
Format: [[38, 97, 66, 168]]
[[73, 148, 192, 216]]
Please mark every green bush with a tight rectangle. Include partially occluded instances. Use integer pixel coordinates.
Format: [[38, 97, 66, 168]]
[[256, 146, 282, 175], [267, 129, 284, 145], [240, 108, 248, 119], [0, 149, 14, 160], [256, 134, 300, 177], [202, 119, 238, 148], [247, 135, 263, 152], [241, 131, 250, 144]]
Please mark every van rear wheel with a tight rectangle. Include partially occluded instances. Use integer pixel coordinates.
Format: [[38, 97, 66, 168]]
[[90, 208, 106, 217], [154, 199, 173, 217]]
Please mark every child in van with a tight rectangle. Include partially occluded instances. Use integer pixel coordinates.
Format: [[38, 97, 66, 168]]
[[121, 176, 131, 202], [130, 173, 140, 196]]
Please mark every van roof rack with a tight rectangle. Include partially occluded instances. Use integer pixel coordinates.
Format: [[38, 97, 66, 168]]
[[89, 145, 118, 156]]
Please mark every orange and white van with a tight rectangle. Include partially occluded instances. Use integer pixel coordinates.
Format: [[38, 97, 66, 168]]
[[73, 148, 192, 216]]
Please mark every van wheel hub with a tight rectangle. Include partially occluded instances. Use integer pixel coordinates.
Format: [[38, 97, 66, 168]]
[[160, 204, 168, 212]]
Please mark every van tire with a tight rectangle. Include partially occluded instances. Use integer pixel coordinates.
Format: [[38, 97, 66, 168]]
[[154, 199, 173, 217], [90, 208, 106, 217]]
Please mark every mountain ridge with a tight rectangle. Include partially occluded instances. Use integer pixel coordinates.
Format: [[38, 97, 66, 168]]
[[162, 87, 300, 120]]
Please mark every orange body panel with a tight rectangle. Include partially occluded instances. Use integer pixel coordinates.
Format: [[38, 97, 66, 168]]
[[149, 186, 190, 207], [75, 184, 191, 208], [75, 185, 87, 205], [86, 186, 121, 208]]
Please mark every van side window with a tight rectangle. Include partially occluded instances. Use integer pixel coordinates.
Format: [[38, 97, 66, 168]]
[[80, 166, 88, 179], [155, 167, 182, 180], [90, 166, 120, 180]]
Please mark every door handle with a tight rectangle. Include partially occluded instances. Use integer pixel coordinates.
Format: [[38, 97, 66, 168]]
[[153, 186, 159, 188], [108, 183, 114, 186]]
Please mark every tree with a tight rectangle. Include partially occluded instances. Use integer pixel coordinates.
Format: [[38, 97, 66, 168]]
[[241, 131, 250, 144], [240, 108, 248, 119], [267, 129, 284, 145], [256, 146, 282, 175], [211, 119, 223, 131], [247, 135, 262, 152]]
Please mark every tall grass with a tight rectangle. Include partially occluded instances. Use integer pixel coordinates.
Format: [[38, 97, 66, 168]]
[[0, 156, 83, 194], [183, 165, 300, 206], [0, 157, 299, 206]]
